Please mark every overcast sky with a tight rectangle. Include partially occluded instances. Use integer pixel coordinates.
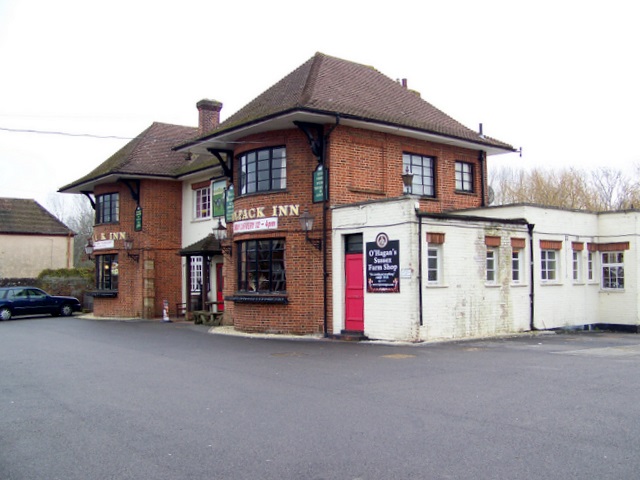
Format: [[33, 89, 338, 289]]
[[1, 0, 638, 213]]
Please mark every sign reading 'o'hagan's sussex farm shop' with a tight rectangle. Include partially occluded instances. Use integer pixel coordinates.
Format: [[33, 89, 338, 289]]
[[366, 233, 400, 293]]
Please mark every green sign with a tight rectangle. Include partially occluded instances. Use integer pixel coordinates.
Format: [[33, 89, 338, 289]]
[[225, 186, 235, 223], [213, 180, 226, 217], [313, 165, 325, 203], [134, 206, 142, 231]]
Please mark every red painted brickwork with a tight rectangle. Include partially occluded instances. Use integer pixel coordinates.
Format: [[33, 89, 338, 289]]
[[224, 124, 488, 335], [92, 179, 182, 319]]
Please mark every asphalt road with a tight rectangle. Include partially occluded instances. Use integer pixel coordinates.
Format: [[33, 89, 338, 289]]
[[2, 317, 640, 480]]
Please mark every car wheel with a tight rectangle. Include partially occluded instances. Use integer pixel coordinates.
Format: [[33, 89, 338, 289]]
[[0, 307, 11, 321], [60, 304, 73, 317]]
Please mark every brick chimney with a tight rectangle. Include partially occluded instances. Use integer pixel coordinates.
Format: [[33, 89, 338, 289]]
[[196, 99, 223, 135]]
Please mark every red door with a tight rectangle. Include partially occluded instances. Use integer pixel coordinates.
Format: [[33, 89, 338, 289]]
[[216, 263, 224, 312], [344, 253, 364, 331]]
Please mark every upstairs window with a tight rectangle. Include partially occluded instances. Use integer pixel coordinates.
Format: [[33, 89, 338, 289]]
[[455, 161, 474, 192], [96, 193, 119, 224], [239, 147, 286, 195], [403, 153, 435, 197], [194, 186, 211, 219]]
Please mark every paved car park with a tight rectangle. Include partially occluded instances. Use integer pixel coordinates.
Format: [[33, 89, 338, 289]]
[[2, 317, 640, 479]]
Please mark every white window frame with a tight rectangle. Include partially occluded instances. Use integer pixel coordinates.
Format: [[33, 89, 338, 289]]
[[194, 186, 211, 220], [587, 251, 595, 281], [541, 249, 559, 283], [511, 249, 523, 284], [486, 248, 498, 285], [601, 252, 624, 290], [572, 250, 582, 283], [190, 256, 203, 292], [426, 246, 442, 285]]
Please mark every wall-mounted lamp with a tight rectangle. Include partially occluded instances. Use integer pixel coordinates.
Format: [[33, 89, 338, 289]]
[[213, 219, 232, 256], [84, 239, 94, 260], [402, 167, 414, 194], [123, 238, 140, 262], [299, 210, 322, 250]]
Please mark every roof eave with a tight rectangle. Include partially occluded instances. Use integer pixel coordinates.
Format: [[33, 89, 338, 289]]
[[177, 108, 516, 156], [59, 173, 179, 194]]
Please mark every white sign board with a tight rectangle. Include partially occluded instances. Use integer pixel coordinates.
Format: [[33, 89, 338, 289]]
[[233, 217, 278, 234]]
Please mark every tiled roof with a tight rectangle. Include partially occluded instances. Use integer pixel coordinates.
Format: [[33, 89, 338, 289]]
[[179, 234, 223, 255], [0, 198, 74, 235], [191, 52, 513, 151], [60, 122, 212, 191]]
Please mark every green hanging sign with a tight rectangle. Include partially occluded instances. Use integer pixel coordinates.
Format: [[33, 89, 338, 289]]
[[225, 186, 235, 223], [134, 205, 143, 231], [313, 165, 325, 203]]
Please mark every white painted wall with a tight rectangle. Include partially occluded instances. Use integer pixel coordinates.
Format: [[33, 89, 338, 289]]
[[180, 174, 224, 308], [461, 205, 640, 329], [332, 197, 420, 342], [420, 217, 531, 341], [333, 201, 640, 342]]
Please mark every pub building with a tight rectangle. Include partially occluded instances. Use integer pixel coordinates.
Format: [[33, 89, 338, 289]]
[[61, 52, 520, 339]]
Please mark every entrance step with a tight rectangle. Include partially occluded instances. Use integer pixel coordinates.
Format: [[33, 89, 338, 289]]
[[331, 330, 369, 342]]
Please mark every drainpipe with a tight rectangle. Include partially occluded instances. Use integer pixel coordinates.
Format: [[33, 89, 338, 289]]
[[528, 222, 536, 331], [321, 116, 340, 337], [418, 213, 424, 327], [478, 150, 487, 207]]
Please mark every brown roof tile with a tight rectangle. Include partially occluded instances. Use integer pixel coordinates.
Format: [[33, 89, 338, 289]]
[[0, 198, 74, 235], [192, 52, 513, 151], [60, 122, 210, 192]]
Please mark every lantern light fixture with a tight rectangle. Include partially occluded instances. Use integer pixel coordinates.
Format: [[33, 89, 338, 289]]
[[299, 210, 322, 250]]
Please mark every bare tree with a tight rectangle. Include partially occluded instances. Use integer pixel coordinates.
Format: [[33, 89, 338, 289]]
[[490, 165, 640, 212], [44, 193, 94, 267]]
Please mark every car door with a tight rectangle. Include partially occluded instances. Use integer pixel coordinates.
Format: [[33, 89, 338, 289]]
[[11, 288, 31, 315], [26, 288, 50, 314]]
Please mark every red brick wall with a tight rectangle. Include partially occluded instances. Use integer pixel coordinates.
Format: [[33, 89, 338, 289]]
[[223, 124, 488, 334], [92, 179, 182, 319], [327, 125, 485, 211]]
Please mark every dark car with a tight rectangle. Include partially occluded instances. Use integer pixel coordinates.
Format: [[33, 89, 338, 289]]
[[0, 287, 82, 320]]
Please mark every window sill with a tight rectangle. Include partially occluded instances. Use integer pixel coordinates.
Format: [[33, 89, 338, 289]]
[[455, 190, 475, 195], [540, 282, 563, 286], [88, 290, 118, 298], [227, 294, 288, 305], [600, 288, 625, 293], [426, 284, 448, 289], [510, 283, 528, 287], [484, 283, 501, 288]]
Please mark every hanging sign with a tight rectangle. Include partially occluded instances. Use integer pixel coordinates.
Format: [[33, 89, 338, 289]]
[[134, 205, 143, 231], [366, 233, 400, 293], [313, 164, 325, 203], [225, 186, 235, 223], [213, 181, 226, 217]]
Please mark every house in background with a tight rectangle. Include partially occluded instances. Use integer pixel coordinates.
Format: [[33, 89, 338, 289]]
[[0, 198, 75, 281]]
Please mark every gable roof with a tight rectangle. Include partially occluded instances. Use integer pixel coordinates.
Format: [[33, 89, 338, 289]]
[[59, 122, 215, 193], [0, 198, 74, 235], [179, 52, 514, 154]]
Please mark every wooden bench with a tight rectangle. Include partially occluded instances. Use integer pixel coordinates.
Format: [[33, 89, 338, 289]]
[[192, 310, 223, 326]]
